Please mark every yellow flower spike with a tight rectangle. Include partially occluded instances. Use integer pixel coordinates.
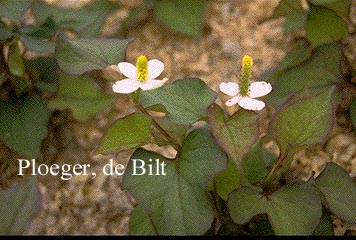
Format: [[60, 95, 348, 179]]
[[242, 55, 253, 69], [239, 55, 253, 97], [136, 55, 149, 82]]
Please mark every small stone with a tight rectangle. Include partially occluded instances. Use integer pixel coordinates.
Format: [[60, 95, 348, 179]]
[[339, 153, 352, 164], [346, 143, 356, 156], [326, 133, 356, 153]]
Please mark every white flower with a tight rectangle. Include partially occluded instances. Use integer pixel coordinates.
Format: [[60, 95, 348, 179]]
[[112, 56, 167, 94], [219, 81, 272, 111]]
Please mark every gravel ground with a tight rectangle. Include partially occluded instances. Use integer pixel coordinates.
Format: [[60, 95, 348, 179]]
[[0, 0, 355, 235]]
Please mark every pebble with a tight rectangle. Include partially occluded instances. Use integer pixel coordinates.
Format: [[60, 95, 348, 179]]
[[326, 133, 356, 153]]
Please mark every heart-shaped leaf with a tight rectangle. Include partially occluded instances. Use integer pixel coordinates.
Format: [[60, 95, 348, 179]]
[[123, 128, 227, 235], [0, 96, 50, 158], [97, 113, 154, 154], [141, 78, 217, 125], [154, 0, 206, 37], [0, 177, 42, 235], [31, 0, 117, 37], [266, 43, 342, 107], [306, 6, 348, 47], [48, 73, 114, 122], [55, 32, 133, 75], [207, 103, 259, 167], [269, 86, 337, 154], [314, 162, 356, 223], [228, 183, 322, 235]]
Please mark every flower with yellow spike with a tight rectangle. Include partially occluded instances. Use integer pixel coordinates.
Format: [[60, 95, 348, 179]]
[[219, 55, 272, 111], [112, 55, 168, 94]]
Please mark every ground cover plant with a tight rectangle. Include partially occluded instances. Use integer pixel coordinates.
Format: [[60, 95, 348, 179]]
[[0, 0, 356, 236]]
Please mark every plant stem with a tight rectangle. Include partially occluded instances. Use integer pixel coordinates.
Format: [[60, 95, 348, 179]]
[[257, 148, 298, 189], [130, 91, 181, 151]]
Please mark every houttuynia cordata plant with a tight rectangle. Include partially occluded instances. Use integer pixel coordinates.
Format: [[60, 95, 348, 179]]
[[0, 0, 356, 236]]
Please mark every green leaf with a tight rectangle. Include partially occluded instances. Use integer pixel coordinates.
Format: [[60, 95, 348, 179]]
[[15, 33, 55, 53], [284, 14, 307, 32], [350, 99, 356, 129], [306, 6, 348, 47], [269, 86, 337, 154], [97, 113, 154, 153], [0, 177, 41, 235], [48, 73, 115, 122], [7, 39, 28, 79], [0, 96, 50, 158], [309, 0, 342, 4], [247, 215, 274, 236], [310, 0, 352, 18], [152, 116, 189, 146], [272, 44, 313, 77], [266, 43, 342, 107], [25, 57, 58, 93], [206, 103, 259, 167], [154, 0, 206, 37], [55, 32, 132, 75], [24, 17, 60, 39], [0, 0, 31, 24], [323, 0, 352, 19], [123, 128, 227, 235], [228, 183, 322, 235], [0, 22, 12, 40], [141, 78, 217, 125], [7, 39, 32, 95], [242, 141, 277, 185], [214, 159, 241, 200], [314, 162, 356, 223], [129, 206, 156, 235], [271, 0, 306, 18], [31, 0, 117, 37], [313, 207, 334, 236]]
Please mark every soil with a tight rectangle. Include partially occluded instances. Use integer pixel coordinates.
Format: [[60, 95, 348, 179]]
[[0, 0, 355, 235]]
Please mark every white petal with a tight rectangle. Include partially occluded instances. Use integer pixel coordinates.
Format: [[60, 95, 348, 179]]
[[140, 78, 167, 91], [238, 97, 265, 111], [219, 82, 240, 96], [148, 59, 164, 79], [118, 62, 137, 79], [112, 79, 140, 94], [225, 95, 241, 107], [248, 81, 272, 98]]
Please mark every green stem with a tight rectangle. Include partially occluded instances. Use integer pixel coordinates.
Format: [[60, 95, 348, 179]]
[[130, 91, 181, 151], [257, 148, 298, 189]]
